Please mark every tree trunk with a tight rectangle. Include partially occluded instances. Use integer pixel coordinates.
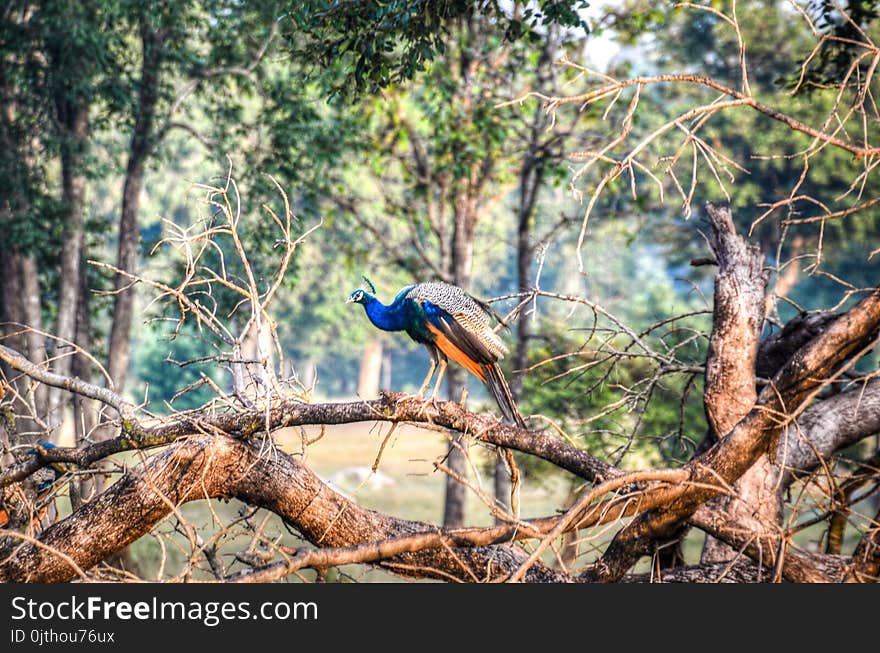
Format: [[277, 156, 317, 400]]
[[700, 455, 782, 562], [0, 64, 25, 367], [1, 252, 27, 362], [79, 247, 139, 574], [0, 57, 47, 423], [381, 350, 392, 391], [0, 252, 41, 442], [495, 124, 546, 522], [72, 262, 96, 497], [357, 338, 383, 399], [442, 191, 478, 528], [698, 236, 805, 557], [48, 100, 88, 437], [19, 254, 47, 418], [107, 25, 164, 393], [443, 364, 468, 527], [699, 204, 771, 563], [493, 453, 513, 519], [2, 252, 50, 441]]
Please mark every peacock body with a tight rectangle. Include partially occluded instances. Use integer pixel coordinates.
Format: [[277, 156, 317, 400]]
[[347, 280, 525, 427]]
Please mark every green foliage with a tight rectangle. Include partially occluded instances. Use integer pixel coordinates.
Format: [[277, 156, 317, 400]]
[[796, 0, 880, 87], [286, 0, 588, 96], [3, 0, 877, 493], [0, 1, 120, 247]]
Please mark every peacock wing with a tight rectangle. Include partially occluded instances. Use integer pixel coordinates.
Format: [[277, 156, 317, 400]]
[[407, 283, 508, 354], [421, 302, 491, 381]]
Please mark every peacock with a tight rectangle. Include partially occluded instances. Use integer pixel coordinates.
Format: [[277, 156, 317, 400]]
[[346, 278, 525, 427]]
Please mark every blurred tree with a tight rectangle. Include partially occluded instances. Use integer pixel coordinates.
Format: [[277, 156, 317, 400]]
[[610, 0, 880, 320], [286, 0, 588, 95], [107, 0, 284, 394], [0, 1, 124, 432]]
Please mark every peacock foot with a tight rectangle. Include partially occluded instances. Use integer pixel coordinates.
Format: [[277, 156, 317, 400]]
[[398, 392, 439, 420]]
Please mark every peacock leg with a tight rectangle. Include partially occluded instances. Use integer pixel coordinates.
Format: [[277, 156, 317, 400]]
[[430, 357, 448, 400], [415, 347, 439, 398]]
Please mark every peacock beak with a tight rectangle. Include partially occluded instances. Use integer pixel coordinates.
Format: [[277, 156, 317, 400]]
[[345, 296, 355, 304]]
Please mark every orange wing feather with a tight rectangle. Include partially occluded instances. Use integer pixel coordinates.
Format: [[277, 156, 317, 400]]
[[427, 323, 487, 382]]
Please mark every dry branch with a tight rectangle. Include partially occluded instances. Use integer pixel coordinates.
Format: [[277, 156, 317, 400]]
[[0, 435, 570, 583], [0, 389, 620, 491], [702, 202, 769, 438]]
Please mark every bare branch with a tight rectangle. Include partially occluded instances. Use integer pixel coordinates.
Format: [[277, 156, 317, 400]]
[[0, 344, 134, 419], [0, 436, 572, 583]]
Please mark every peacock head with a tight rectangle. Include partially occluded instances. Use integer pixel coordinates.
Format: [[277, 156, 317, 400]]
[[346, 288, 370, 305], [345, 276, 377, 305]]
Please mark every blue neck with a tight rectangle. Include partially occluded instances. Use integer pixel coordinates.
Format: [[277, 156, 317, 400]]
[[362, 295, 409, 332]]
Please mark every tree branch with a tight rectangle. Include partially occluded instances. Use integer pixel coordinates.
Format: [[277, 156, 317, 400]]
[[504, 72, 880, 160], [702, 202, 769, 437], [576, 281, 880, 581], [0, 343, 134, 419], [756, 311, 840, 379], [780, 378, 880, 481], [0, 435, 573, 583], [623, 558, 762, 583], [0, 390, 619, 490]]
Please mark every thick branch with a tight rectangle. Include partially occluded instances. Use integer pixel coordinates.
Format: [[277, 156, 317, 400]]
[[780, 378, 880, 480], [756, 311, 839, 379], [702, 202, 769, 437], [0, 436, 569, 583], [624, 558, 762, 583], [580, 284, 880, 581], [0, 391, 619, 490], [689, 506, 852, 582]]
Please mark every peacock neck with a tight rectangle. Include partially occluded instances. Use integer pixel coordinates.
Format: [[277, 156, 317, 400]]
[[363, 295, 409, 332]]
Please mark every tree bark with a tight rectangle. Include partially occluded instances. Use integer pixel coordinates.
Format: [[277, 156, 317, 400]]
[[442, 363, 469, 527], [778, 378, 880, 481], [0, 51, 47, 422], [48, 98, 88, 434], [106, 25, 165, 393], [699, 203, 772, 563], [71, 261, 97, 504], [19, 254, 47, 418], [0, 252, 45, 441], [624, 558, 763, 583], [0, 61, 25, 365], [701, 205, 768, 439], [0, 435, 566, 583], [1, 252, 27, 362]]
